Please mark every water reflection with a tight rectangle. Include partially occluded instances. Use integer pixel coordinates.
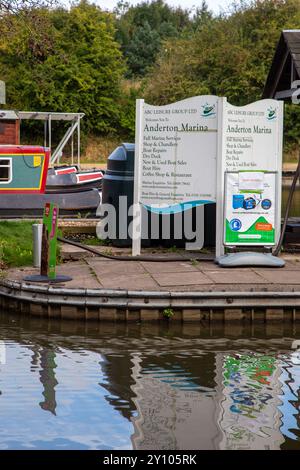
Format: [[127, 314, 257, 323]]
[[216, 353, 283, 450], [38, 349, 58, 415], [282, 181, 300, 217], [0, 313, 300, 450], [279, 352, 300, 446]]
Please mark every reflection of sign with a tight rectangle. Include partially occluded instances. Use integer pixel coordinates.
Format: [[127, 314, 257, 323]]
[[216, 353, 283, 450], [42, 203, 59, 279], [224, 172, 276, 245], [0, 340, 6, 365]]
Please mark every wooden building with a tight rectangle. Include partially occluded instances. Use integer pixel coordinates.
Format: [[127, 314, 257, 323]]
[[263, 30, 300, 100]]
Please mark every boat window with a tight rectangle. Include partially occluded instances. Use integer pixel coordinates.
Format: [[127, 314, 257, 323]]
[[0, 158, 12, 183]]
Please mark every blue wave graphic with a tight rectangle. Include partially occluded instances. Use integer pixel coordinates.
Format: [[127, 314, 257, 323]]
[[143, 199, 214, 214]]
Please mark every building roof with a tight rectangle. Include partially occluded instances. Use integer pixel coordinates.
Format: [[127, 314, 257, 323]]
[[263, 30, 300, 100]]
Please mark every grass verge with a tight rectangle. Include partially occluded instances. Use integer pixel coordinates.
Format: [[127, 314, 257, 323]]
[[0, 221, 38, 269]]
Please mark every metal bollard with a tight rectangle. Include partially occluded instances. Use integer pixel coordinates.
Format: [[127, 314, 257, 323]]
[[32, 223, 43, 268]]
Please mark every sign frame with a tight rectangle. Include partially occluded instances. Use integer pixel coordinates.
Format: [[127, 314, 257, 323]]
[[215, 98, 284, 258], [133, 95, 219, 256]]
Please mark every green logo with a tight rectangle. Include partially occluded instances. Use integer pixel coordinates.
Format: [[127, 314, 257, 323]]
[[267, 107, 276, 121], [201, 103, 216, 117]]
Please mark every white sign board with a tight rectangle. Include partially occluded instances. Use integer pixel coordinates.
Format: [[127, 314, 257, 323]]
[[133, 96, 219, 255], [216, 99, 283, 256]]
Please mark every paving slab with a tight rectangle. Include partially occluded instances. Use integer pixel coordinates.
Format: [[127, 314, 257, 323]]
[[205, 269, 270, 284], [87, 259, 146, 275], [57, 263, 101, 289], [9, 263, 101, 289], [197, 262, 249, 272], [141, 261, 198, 274], [60, 243, 93, 260], [98, 273, 159, 289], [152, 271, 211, 287], [253, 269, 300, 284], [275, 260, 300, 270]]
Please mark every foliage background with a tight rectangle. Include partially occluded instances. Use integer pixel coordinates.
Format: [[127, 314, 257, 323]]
[[0, 0, 300, 161]]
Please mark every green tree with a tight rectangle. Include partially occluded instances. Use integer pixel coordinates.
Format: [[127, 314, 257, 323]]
[[0, 1, 126, 134], [116, 0, 192, 77], [125, 21, 161, 76], [144, 0, 300, 151]]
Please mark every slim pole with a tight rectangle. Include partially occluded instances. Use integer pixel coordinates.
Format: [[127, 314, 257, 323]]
[[44, 120, 47, 148], [71, 133, 74, 166], [132, 99, 144, 256], [77, 115, 80, 168], [48, 115, 52, 162]]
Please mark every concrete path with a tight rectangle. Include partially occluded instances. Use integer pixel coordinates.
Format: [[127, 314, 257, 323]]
[[7, 246, 300, 292]]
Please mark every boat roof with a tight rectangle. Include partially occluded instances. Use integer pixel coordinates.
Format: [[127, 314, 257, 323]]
[[0, 145, 49, 153]]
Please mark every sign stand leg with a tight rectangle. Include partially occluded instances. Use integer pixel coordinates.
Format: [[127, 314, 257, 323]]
[[217, 251, 285, 267], [132, 99, 144, 256]]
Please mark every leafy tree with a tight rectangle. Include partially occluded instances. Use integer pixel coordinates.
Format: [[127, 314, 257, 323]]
[[116, 0, 192, 77], [0, 0, 58, 38], [144, 0, 300, 151], [125, 21, 161, 76], [146, 0, 300, 103], [1, 0, 300, 151], [0, 1, 126, 135]]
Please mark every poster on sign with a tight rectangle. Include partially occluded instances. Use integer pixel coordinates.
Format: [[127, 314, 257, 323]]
[[224, 171, 276, 246]]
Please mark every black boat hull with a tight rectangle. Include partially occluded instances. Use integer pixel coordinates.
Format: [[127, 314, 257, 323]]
[[0, 188, 100, 217]]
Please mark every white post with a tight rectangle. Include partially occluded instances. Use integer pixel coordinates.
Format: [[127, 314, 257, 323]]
[[44, 121, 47, 148], [32, 223, 43, 268], [276, 100, 284, 246], [0, 80, 6, 104], [48, 115, 52, 160], [77, 115, 81, 168], [132, 99, 144, 256], [215, 97, 226, 259], [71, 133, 74, 166]]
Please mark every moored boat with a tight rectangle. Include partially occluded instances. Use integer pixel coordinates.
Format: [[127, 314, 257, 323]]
[[0, 145, 100, 217]]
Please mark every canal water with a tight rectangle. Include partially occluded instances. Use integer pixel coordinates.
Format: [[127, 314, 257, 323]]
[[0, 312, 299, 450], [282, 182, 300, 217]]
